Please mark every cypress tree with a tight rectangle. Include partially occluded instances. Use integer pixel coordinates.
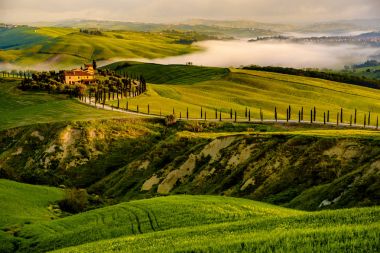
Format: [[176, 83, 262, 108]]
[[148, 104, 150, 114], [215, 109, 218, 119], [275, 107, 277, 122], [310, 110, 313, 124], [201, 107, 203, 119], [327, 110, 330, 123], [235, 111, 237, 123], [219, 112, 222, 121], [354, 109, 357, 124], [260, 108, 263, 122], [245, 107, 248, 118], [286, 108, 289, 122], [368, 112, 371, 126], [376, 116, 379, 130], [314, 107, 316, 122], [205, 111, 207, 121], [324, 112, 326, 125], [288, 105, 291, 120], [298, 110, 301, 123], [364, 114, 366, 128], [230, 109, 232, 119], [350, 114, 352, 126], [248, 109, 251, 122], [301, 107, 304, 121], [173, 107, 175, 116], [187, 108, 189, 119], [337, 113, 339, 126], [340, 108, 343, 123]]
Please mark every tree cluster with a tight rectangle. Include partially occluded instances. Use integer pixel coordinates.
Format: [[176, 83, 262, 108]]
[[243, 65, 380, 89], [17, 68, 147, 100], [79, 29, 103, 36]]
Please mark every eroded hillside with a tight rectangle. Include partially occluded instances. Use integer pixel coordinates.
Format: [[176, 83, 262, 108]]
[[0, 119, 379, 210]]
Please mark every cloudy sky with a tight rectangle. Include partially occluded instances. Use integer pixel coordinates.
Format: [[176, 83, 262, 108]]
[[0, 0, 379, 24]]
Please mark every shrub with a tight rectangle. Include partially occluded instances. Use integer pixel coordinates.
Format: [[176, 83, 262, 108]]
[[185, 121, 203, 132], [58, 188, 89, 213], [165, 115, 177, 126]]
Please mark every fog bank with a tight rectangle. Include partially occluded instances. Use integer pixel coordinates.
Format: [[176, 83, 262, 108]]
[[146, 40, 379, 69]]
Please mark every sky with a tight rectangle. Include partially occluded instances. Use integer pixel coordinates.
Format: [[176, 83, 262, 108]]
[[0, 0, 379, 24]]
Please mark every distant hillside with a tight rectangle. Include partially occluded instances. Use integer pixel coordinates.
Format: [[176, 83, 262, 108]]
[[33, 18, 380, 34], [0, 27, 203, 69], [0, 26, 49, 50], [33, 19, 278, 38]]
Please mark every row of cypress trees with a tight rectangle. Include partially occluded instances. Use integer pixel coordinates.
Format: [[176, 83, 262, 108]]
[[105, 103, 378, 129]]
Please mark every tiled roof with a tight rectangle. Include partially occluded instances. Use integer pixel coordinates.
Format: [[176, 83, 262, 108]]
[[64, 70, 94, 77]]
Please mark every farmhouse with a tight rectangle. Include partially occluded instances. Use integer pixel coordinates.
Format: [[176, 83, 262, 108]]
[[64, 64, 95, 84]]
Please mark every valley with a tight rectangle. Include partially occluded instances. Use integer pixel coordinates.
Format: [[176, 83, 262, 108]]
[[0, 6, 380, 252]]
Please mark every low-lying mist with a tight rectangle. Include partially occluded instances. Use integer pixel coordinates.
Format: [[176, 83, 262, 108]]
[[148, 40, 379, 69], [1, 40, 379, 71]]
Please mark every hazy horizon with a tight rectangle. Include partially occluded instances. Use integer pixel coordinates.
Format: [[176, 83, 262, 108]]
[[1, 0, 379, 25]]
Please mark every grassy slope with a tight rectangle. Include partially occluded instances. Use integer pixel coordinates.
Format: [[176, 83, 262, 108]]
[[1, 119, 379, 208], [0, 179, 63, 228], [347, 65, 380, 80], [0, 179, 63, 253], [106, 62, 380, 124], [0, 27, 49, 50], [0, 194, 375, 253], [105, 61, 230, 84], [0, 78, 133, 130], [0, 27, 200, 68]]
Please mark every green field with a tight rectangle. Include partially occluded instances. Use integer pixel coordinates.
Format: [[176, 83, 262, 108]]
[[0, 181, 376, 253], [0, 78, 133, 130], [106, 62, 380, 125], [0, 179, 64, 253], [0, 179, 63, 228], [105, 61, 230, 84], [0, 27, 201, 68]]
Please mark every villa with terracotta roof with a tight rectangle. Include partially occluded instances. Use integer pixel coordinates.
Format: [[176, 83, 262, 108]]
[[64, 64, 95, 84]]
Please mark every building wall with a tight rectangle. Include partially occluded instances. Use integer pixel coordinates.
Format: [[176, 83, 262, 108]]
[[64, 75, 94, 84]]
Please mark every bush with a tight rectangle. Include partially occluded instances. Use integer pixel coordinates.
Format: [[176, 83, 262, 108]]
[[185, 121, 203, 132], [58, 188, 89, 213], [165, 115, 177, 126]]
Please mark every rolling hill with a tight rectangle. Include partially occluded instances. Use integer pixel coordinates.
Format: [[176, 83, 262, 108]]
[[0, 65, 380, 211], [0, 57, 380, 252], [0, 179, 64, 253], [105, 62, 380, 124], [0, 27, 202, 69], [104, 61, 230, 84], [31, 19, 278, 38], [0, 181, 378, 253]]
